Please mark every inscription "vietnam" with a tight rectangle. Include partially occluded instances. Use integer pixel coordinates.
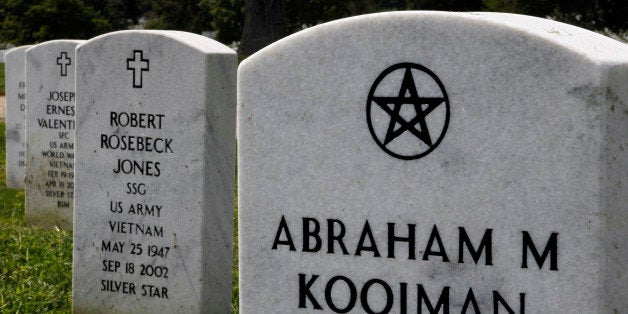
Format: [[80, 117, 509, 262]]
[[108, 220, 163, 237]]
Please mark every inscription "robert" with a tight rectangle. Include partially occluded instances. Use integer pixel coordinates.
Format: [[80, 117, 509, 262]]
[[110, 112, 164, 129]]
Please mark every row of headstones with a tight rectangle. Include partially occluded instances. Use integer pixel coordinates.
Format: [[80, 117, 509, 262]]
[[3, 12, 627, 313]]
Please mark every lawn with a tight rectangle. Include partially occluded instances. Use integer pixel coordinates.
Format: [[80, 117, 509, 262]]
[[0, 120, 73, 312], [2, 62, 74, 312]]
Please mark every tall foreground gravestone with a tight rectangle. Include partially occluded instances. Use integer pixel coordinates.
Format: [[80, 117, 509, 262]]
[[238, 12, 628, 313], [73, 31, 236, 313], [5, 45, 32, 188], [25, 40, 84, 229]]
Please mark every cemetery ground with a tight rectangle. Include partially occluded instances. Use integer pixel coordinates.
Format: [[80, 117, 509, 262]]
[[0, 120, 241, 312]]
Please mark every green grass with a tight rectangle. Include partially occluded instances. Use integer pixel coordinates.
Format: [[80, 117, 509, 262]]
[[0, 121, 240, 312], [0, 121, 73, 312]]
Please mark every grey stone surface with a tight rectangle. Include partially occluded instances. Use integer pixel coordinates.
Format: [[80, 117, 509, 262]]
[[5, 45, 32, 188], [237, 12, 628, 313], [25, 40, 84, 230], [73, 30, 236, 313]]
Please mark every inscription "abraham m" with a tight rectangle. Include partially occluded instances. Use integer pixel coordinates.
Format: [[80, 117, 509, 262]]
[[272, 215, 558, 270]]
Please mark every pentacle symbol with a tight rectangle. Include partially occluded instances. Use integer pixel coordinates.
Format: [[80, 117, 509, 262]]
[[366, 63, 450, 160]]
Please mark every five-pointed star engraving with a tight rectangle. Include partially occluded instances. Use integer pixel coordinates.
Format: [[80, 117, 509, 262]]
[[371, 68, 445, 147]]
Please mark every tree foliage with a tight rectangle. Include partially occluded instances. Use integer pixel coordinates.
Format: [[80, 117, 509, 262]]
[[1, 0, 107, 44], [142, 0, 212, 33], [483, 0, 627, 32], [87, 0, 143, 29], [239, 0, 286, 56], [0, 0, 625, 46], [204, 0, 244, 44]]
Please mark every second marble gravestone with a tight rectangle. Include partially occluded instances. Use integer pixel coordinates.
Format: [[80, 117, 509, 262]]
[[25, 40, 84, 229], [73, 31, 236, 312], [237, 12, 628, 313]]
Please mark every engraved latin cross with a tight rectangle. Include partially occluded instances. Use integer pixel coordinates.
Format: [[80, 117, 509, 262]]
[[57, 52, 71, 77], [127, 50, 150, 88]]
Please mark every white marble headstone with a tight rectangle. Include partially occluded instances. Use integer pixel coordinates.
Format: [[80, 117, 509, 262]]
[[25, 40, 84, 229], [72, 30, 236, 313], [4, 45, 32, 188], [238, 12, 628, 313]]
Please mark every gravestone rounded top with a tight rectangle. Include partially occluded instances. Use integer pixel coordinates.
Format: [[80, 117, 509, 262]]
[[77, 30, 234, 55], [241, 11, 628, 71], [26, 39, 85, 51], [473, 12, 628, 62], [5, 45, 33, 57]]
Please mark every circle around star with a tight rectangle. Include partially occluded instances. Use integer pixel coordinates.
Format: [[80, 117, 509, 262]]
[[366, 63, 450, 160]]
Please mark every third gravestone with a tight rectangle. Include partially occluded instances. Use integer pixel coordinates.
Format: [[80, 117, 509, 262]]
[[73, 30, 236, 313], [25, 40, 84, 229], [237, 12, 628, 313], [5, 45, 32, 188]]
